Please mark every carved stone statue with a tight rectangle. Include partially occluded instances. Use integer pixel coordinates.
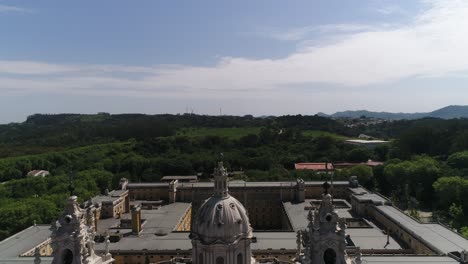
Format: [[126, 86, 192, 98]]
[[105, 233, 110, 255], [354, 247, 362, 264], [297, 187, 350, 264], [296, 230, 302, 259]]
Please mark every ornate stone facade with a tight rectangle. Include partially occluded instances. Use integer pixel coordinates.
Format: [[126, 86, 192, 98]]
[[297, 185, 352, 264], [50, 196, 113, 264]]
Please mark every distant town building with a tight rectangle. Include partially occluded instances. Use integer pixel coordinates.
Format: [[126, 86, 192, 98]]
[[344, 139, 390, 149], [294, 162, 334, 172], [334, 160, 384, 168], [27, 170, 50, 177], [358, 134, 374, 140], [161, 175, 198, 183]]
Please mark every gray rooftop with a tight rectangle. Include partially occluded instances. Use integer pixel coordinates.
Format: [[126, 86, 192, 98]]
[[91, 195, 120, 205], [282, 200, 402, 251], [96, 231, 299, 252], [127, 181, 350, 189], [346, 228, 401, 250], [349, 187, 368, 195], [283, 199, 352, 231], [97, 202, 191, 235], [109, 190, 128, 197], [140, 203, 191, 235], [352, 193, 389, 205], [161, 175, 198, 181], [0, 258, 52, 264], [0, 225, 52, 264], [376, 205, 468, 254], [361, 256, 457, 263], [96, 232, 192, 252], [252, 232, 296, 251]]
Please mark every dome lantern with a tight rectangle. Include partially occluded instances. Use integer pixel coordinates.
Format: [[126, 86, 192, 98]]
[[213, 161, 229, 198]]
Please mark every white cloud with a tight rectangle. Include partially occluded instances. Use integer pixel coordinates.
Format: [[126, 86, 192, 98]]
[[375, 5, 406, 15], [0, 61, 76, 75], [1, 0, 468, 101], [251, 23, 376, 41], [0, 4, 31, 13]]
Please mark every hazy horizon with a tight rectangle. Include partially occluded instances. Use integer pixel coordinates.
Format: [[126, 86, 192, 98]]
[[6, 103, 464, 125], [2, 0, 468, 123]]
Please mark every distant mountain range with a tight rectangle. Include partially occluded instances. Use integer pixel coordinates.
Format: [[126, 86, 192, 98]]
[[317, 105, 468, 120]]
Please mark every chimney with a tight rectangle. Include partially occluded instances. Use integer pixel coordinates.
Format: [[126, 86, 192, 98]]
[[131, 205, 142, 234]]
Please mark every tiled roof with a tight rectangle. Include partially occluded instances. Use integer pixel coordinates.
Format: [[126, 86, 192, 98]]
[[294, 163, 334, 171]]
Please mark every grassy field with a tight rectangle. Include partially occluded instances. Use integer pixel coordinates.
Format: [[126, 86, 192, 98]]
[[302, 130, 349, 140], [176, 127, 349, 140], [176, 127, 262, 139]]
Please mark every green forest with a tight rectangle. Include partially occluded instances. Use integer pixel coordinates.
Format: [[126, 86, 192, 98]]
[[1, 113, 468, 240]]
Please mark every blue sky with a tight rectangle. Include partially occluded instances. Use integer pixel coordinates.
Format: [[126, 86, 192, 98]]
[[1, 0, 468, 123]]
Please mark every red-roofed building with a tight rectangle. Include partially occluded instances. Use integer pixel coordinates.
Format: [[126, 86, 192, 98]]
[[294, 163, 334, 172]]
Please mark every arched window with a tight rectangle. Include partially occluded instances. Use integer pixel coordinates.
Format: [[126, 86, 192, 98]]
[[62, 249, 73, 264], [237, 253, 243, 264], [216, 256, 224, 264], [323, 248, 336, 264], [198, 253, 203, 264]]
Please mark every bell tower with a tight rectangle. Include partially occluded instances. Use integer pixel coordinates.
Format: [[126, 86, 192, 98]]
[[299, 182, 349, 264]]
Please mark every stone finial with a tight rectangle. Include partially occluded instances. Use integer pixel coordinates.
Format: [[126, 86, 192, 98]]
[[307, 209, 314, 223], [296, 231, 302, 259], [86, 239, 96, 257], [105, 233, 110, 255], [461, 250, 467, 262], [322, 181, 330, 194], [169, 179, 178, 192], [119, 178, 128, 190], [50, 220, 57, 231], [86, 207, 95, 229], [354, 247, 362, 264], [339, 218, 347, 232]]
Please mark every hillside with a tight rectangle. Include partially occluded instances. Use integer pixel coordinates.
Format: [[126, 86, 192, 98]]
[[319, 105, 468, 120], [3, 112, 468, 240], [429, 105, 468, 119], [0, 113, 354, 157]]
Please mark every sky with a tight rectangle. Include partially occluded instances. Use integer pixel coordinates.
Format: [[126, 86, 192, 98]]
[[1, 0, 468, 123]]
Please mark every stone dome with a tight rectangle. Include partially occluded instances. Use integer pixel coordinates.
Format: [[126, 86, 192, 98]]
[[191, 194, 252, 245]]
